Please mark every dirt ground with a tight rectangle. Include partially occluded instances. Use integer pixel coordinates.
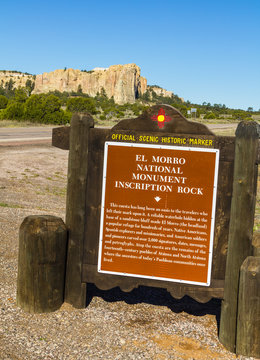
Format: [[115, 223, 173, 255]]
[[0, 142, 258, 360]]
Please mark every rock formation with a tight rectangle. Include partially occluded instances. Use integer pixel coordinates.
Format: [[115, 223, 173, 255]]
[[147, 85, 173, 98], [0, 71, 34, 89], [0, 64, 179, 104], [146, 86, 184, 102], [33, 64, 147, 104]]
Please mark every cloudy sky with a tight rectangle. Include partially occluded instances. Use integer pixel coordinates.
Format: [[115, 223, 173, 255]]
[[1, 0, 259, 110]]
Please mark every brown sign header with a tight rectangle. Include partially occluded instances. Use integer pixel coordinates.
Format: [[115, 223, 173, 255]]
[[98, 142, 219, 286]]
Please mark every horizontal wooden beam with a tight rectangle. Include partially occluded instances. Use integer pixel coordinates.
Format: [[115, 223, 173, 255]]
[[82, 264, 224, 302], [52, 126, 70, 150]]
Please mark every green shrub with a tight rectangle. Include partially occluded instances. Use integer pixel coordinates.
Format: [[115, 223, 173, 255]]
[[116, 111, 124, 118], [0, 95, 8, 109], [204, 112, 216, 119], [43, 94, 61, 113], [25, 79, 35, 95], [43, 109, 70, 124], [0, 109, 5, 119], [67, 97, 97, 114], [24, 94, 46, 121], [3, 102, 24, 119], [232, 110, 251, 120], [14, 88, 28, 103], [24, 94, 64, 123]]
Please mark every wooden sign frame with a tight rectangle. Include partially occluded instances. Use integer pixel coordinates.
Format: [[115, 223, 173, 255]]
[[52, 104, 259, 310]]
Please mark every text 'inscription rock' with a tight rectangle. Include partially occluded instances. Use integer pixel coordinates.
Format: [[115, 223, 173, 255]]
[[98, 142, 219, 286]]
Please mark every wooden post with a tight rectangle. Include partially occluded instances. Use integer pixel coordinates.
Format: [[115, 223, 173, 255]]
[[219, 121, 259, 352], [17, 215, 67, 313], [65, 113, 94, 308], [236, 256, 260, 357]]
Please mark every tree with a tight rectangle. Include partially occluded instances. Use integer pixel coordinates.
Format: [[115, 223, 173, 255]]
[[25, 79, 35, 95], [232, 110, 251, 120], [5, 79, 15, 91], [23, 94, 69, 124], [24, 94, 46, 121], [14, 88, 28, 103], [100, 87, 108, 98], [204, 112, 217, 119], [3, 79, 15, 97], [43, 94, 61, 113], [3, 102, 24, 119], [0, 95, 8, 109], [66, 97, 97, 114], [77, 84, 83, 94], [139, 91, 150, 102]]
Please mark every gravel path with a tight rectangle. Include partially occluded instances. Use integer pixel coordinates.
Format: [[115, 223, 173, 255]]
[[0, 144, 257, 360]]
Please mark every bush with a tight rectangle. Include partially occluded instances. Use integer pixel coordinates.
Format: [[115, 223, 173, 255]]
[[116, 111, 124, 118], [43, 94, 61, 113], [14, 88, 28, 103], [67, 97, 97, 114], [3, 102, 24, 119], [0, 92, 70, 124], [24, 94, 46, 121], [24, 94, 65, 124], [172, 104, 188, 117], [0, 95, 8, 109], [43, 109, 71, 125], [25, 79, 35, 95], [232, 110, 251, 120], [204, 112, 217, 119]]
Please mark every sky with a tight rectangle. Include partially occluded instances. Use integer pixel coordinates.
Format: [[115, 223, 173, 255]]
[[0, 0, 259, 110]]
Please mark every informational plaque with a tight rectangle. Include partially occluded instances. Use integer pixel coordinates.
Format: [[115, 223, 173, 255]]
[[98, 142, 219, 286]]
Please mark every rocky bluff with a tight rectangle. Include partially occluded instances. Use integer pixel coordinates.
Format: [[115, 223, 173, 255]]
[[0, 64, 177, 104], [34, 64, 147, 104]]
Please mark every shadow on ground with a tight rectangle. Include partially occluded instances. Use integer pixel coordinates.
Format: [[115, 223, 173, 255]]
[[86, 283, 221, 330]]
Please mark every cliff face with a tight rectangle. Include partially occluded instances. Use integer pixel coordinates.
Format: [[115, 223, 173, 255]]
[[34, 64, 147, 104], [147, 85, 173, 98], [0, 65, 178, 104], [0, 71, 34, 88]]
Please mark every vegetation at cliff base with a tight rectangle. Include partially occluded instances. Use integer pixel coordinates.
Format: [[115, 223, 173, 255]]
[[0, 78, 258, 125], [0, 88, 71, 125]]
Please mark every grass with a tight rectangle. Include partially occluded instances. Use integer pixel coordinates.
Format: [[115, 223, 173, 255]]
[[0, 202, 22, 208], [252, 114, 260, 121], [212, 128, 237, 136], [0, 202, 9, 207], [44, 186, 66, 197], [95, 118, 121, 127], [195, 117, 239, 125], [0, 119, 54, 128]]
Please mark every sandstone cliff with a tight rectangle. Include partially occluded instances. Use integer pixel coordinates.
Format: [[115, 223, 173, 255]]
[[0, 71, 34, 88], [147, 85, 173, 98], [34, 64, 147, 104], [146, 85, 184, 102], [0, 65, 179, 104]]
